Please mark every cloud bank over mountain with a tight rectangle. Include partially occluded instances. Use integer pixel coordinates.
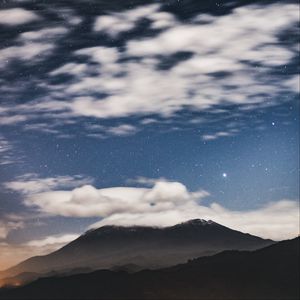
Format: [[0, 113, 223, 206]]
[[6, 178, 296, 241]]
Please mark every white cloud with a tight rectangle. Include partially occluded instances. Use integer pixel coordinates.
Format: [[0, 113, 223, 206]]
[[25, 233, 79, 247], [24, 182, 208, 218], [140, 118, 158, 125], [76, 47, 119, 64], [107, 124, 138, 136], [23, 123, 60, 134], [202, 129, 239, 141], [50, 63, 89, 76], [83, 123, 138, 138], [46, 7, 82, 26], [0, 137, 12, 154], [4, 174, 94, 194], [0, 8, 39, 26], [150, 11, 176, 29], [1, 3, 298, 135], [127, 4, 297, 59], [0, 219, 24, 240], [0, 115, 27, 125], [89, 199, 299, 241], [127, 176, 169, 186], [0, 43, 54, 69], [42, 3, 297, 123], [94, 4, 160, 36], [283, 74, 300, 93], [0, 26, 69, 70], [0, 136, 19, 165], [94, 15, 134, 36], [20, 27, 68, 41], [22, 181, 299, 240]]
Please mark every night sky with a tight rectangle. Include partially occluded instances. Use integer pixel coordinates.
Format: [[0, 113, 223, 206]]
[[0, 0, 299, 270]]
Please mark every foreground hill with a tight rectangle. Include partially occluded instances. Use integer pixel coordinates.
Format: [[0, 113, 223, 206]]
[[0, 237, 298, 300], [0, 219, 273, 282]]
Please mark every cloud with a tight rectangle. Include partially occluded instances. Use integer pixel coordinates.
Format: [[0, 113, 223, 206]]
[[0, 233, 79, 271], [4, 174, 94, 194], [107, 124, 138, 136], [0, 43, 54, 70], [76, 46, 119, 64], [44, 3, 298, 123], [0, 137, 12, 154], [22, 123, 61, 134], [0, 8, 39, 26], [140, 118, 158, 125], [84, 123, 139, 139], [0, 136, 20, 165], [0, 115, 28, 126], [22, 181, 299, 240], [149, 11, 176, 29], [0, 2, 298, 139], [25, 233, 79, 247], [0, 26, 69, 71], [202, 129, 239, 141], [0, 218, 24, 240], [89, 199, 299, 241], [20, 27, 68, 42], [127, 176, 169, 186], [50, 63, 89, 76], [93, 4, 160, 36], [127, 4, 297, 59], [24, 182, 206, 218]]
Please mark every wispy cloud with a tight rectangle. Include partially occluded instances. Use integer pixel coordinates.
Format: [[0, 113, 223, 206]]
[[0, 25, 69, 71], [202, 129, 239, 141], [93, 4, 160, 36], [3, 173, 94, 194], [107, 124, 138, 136], [127, 176, 170, 186], [0, 43, 54, 70], [0, 2, 298, 138], [0, 216, 24, 240], [84, 123, 138, 138], [0, 8, 39, 26], [0, 137, 12, 154], [0, 136, 20, 165], [25, 233, 79, 247]]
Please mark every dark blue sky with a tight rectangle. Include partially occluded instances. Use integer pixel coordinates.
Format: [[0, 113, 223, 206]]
[[0, 0, 299, 269]]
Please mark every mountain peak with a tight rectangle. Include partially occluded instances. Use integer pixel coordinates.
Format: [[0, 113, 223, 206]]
[[176, 219, 217, 227], [83, 219, 218, 236], [86, 219, 217, 234]]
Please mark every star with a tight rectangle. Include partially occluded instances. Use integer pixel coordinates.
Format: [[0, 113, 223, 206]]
[[222, 173, 227, 178]]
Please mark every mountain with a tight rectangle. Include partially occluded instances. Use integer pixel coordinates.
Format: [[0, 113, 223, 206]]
[[0, 237, 298, 300], [0, 219, 273, 282]]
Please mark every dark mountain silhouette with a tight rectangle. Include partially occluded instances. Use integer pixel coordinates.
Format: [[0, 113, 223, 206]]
[[0, 219, 273, 283], [0, 237, 298, 300]]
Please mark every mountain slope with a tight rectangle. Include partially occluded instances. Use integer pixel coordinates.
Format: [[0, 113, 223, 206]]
[[0, 237, 298, 300], [0, 219, 273, 281]]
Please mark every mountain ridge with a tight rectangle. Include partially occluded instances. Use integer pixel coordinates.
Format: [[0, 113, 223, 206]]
[[0, 237, 298, 300], [0, 219, 274, 284]]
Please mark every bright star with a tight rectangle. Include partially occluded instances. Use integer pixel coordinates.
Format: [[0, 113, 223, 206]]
[[222, 173, 227, 178]]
